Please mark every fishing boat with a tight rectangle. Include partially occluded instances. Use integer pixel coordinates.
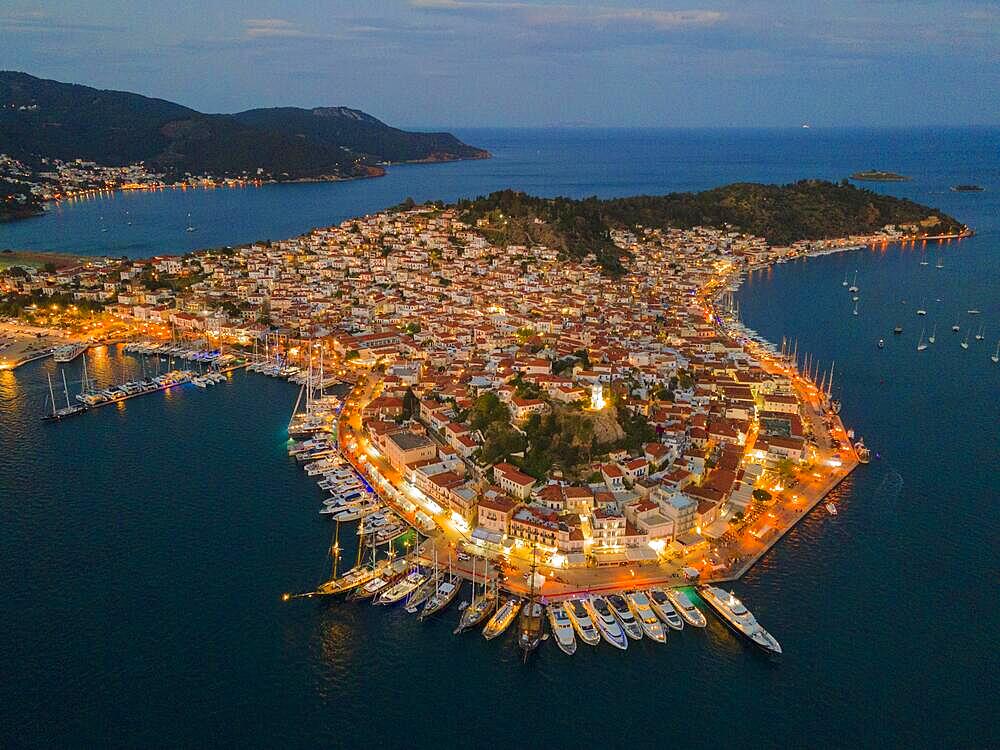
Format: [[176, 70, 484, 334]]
[[648, 588, 685, 630], [697, 585, 782, 655], [665, 589, 708, 627], [825, 502, 838, 515], [483, 598, 522, 640], [917, 327, 927, 352], [563, 599, 601, 646], [626, 591, 667, 642], [928, 324, 936, 344], [546, 604, 577, 655], [585, 596, 628, 650], [376, 569, 427, 606], [607, 594, 643, 640]]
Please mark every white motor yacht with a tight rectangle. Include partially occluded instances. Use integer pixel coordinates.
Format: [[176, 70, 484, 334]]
[[626, 592, 667, 642], [698, 585, 782, 654]]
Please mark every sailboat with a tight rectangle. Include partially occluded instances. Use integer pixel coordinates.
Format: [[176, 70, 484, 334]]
[[848, 270, 859, 293], [991, 340, 999, 363], [420, 552, 460, 619], [518, 545, 545, 658], [852, 300, 859, 316], [185, 213, 196, 232], [960, 332, 970, 350], [841, 272, 849, 287], [454, 555, 495, 633], [928, 323, 936, 344], [936, 257, 944, 269], [952, 316, 961, 332], [975, 325, 985, 342], [42, 370, 87, 422], [916, 299, 927, 316], [919, 255, 929, 266], [916, 327, 927, 351]]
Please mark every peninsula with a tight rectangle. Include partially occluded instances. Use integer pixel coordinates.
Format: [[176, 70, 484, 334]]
[[1, 184, 969, 652]]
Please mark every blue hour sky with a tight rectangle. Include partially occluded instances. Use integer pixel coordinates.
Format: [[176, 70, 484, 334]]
[[1, 0, 997, 127]]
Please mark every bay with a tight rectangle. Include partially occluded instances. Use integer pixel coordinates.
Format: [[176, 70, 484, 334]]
[[1, 128, 998, 748]]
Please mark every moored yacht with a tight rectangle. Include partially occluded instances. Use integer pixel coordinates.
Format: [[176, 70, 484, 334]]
[[585, 595, 628, 650], [420, 577, 460, 620], [483, 598, 521, 640], [547, 605, 578, 655], [648, 588, 685, 630], [607, 594, 643, 640], [376, 569, 426, 606], [665, 588, 707, 627], [626, 591, 666, 642], [563, 599, 601, 646], [697, 585, 782, 654]]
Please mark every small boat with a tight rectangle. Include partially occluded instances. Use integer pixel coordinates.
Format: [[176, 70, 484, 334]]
[[952, 316, 961, 332], [586, 596, 628, 650], [376, 569, 426, 606], [420, 577, 460, 620], [916, 300, 926, 316], [854, 438, 871, 464], [648, 588, 684, 630], [825, 502, 838, 515], [975, 325, 985, 342], [848, 270, 858, 293], [961, 333, 969, 350], [455, 589, 496, 634], [547, 604, 577, 655], [665, 589, 707, 628], [877, 338, 885, 349], [968, 309, 981, 315], [483, 598, 521, 640], [607, 594, 643, 640], [917, 327, 927, 352], [928, 324, 936, 344], [698, 586, 781, 655], [893, 325, 903, 335], [563, 599, 601, 646], [517, 600, 545, 655], [841, 273, 848, 287], [626, 591, 666, 642], [992, 340, 999, 364]]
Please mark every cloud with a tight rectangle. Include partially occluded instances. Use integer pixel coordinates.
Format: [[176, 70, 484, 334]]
[[410, 1, 725, 29], [0, 10, 120, 34], [242, 18, 330, 40]]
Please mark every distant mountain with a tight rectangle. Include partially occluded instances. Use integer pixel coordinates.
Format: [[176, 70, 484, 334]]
[[233, 107, 488, 164], [0, 72, 487, 180]]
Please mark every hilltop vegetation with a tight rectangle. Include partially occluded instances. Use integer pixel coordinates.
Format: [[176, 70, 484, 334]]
[[458, 181, 965, 274], [0, 71, 487, 180]]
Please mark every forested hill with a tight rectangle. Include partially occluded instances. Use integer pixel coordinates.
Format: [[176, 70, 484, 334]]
[[0, 72, 487, 180], [456, 181, 965, 274]]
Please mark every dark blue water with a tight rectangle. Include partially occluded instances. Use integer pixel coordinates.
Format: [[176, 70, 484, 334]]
[[2, 129, 998, 748]]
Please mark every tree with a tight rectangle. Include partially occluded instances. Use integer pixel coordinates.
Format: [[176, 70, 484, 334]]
[[752, 489, 772, 503], [775, 458, 796, 480]]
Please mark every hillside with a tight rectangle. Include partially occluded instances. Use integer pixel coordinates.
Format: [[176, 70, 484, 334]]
[[0, 72, 486, 180], [233, 107, 488, 164], [457, 181, 966, 274]]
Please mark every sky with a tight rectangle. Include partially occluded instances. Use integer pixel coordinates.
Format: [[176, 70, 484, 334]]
[[1, 0, 998, 128]]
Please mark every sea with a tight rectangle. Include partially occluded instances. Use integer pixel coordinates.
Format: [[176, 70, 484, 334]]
[[1, 128, 998, 748]]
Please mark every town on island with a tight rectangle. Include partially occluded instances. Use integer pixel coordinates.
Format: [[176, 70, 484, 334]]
[[0, 186, 972, 657]]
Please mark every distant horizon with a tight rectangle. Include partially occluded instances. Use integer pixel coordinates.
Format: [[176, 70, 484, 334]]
[[2, 0, 997, 128]]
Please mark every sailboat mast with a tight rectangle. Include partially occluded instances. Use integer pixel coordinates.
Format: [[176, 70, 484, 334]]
[[61, 369, 71, 408], [46, 373, 57, 416]]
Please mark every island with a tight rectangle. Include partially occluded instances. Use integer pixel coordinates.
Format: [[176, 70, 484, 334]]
[[0, 182, 970, 652], [951, 184, 985, 192], [850, 170, 910, 182], [0, 71, 489, 221]]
